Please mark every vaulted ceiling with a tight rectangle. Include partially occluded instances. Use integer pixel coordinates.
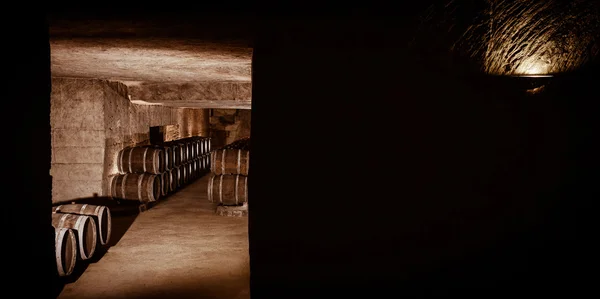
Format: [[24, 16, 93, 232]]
[[48, 12, 254, 109]]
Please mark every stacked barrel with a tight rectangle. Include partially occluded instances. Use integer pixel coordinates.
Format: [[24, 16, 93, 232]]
[[110, 145, 164, 203], [208, 137, 250, 210], [110, 136, 211, 204], [161, 136, 212, 192], [51, 203, 112, 277]]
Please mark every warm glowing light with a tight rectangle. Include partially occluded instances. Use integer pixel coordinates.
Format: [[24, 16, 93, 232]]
[[451, 0, 598, 77], [513, 55, 553, 76], [517, 58, 548, 75]]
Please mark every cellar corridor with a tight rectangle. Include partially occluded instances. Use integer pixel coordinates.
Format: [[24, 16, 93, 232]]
[[55, 173, 250, 299]]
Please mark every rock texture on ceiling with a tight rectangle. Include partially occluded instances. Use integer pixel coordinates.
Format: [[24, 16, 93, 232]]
[[48, 12, 254, 109]]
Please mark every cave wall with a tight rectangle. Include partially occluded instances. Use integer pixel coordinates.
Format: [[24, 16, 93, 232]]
[[209, 109, 251, 149], [50, 77, 210, 203]]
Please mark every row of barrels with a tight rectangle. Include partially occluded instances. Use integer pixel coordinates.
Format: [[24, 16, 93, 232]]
[[51, 204, 112, 277], [110, 155, 211, 203], [117, 136, 211, 175], [208, 138, 250, 206]]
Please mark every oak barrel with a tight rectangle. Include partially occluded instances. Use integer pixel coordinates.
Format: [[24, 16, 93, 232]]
[[186, 138, 199, 160], [180, 164, 189, 185], [193, 158, 201, 176], [203, 154, 210, 170], [159, 171, 170, 196], [52, 204, 112, 246], [117, 146, 165, 174], [198, 155, 205, 170], [54, 227, 77, 277], [208, 174, 248, 205], [159, 145, 173, 170], [178, 142, 190, 164], [211, 148, 250, 175], [110, 173, 161, 203], [168, 167, 179, 192], [166, 141, 187, 165], [166, 143, 181, 167], [51, 213, 97, 260], [188, 141, 197, 160], [186, 161, 195, 181], [172, 166, 185, 188], [200, 138, 208, 155]]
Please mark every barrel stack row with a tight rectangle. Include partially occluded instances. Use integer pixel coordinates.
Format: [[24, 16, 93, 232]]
[[208, 137, 250, 216], [51, 203, 112, 277], [110, 136, 212, 204]]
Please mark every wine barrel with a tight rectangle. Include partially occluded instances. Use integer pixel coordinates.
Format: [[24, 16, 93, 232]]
[[204, 154, 211, 170], [186, 162, 195, 181], [159, 171, 170, 196], [144, 145, 171, 171], [117, 146, 165, 174], [166, 143, 181, 167], [172, 166, 184, 188], [110, 173, 161, 203], [183, 142, 192, 164], [180, 164, 189, 185], [54, 227, 77, 277], [159, 145, 173, 170], [188, 141, 197, 160], [187, 139, 199, 160], [198, 137, 207, 155], [193, 158, 201, 177], [207, 174, 248, 205], [51, 213, 97, 260], [168, 167, 179, 192], [196, 138, 204, 156], [211, 148, 250, 175], [169, 142, 187, 165], [52, 204, 112, 246], [198, 155, 205, 170]]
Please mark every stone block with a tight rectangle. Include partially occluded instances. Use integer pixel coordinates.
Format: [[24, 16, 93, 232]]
[[52, 146, 104, 164], [52, 179, 103, 203], [50, 163, 104, 181], [51, 129, 105, 148]]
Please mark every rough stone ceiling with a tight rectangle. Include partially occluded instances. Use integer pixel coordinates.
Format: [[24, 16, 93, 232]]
[[50, 38, 252, 83], [48, 13, 254, 109]]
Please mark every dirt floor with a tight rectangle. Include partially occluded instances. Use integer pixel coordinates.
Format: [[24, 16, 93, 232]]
[[53, 172, 249, 299]]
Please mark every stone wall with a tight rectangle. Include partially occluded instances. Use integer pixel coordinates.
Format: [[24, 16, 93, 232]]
[[209, 109, 251, 149], [50, 78, 107, 203], [177, 108, 210, 138], [51, 77, 210, 203]]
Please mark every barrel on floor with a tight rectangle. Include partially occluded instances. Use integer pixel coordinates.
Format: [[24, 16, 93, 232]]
[[54, 227, 77, 277], [110, 173, 161, 203], [52, 204, 112, 246], [51, 212, 97, 261], [117, 146, 165, 174], [211, 148, 250, 176], [208, 174, 248, 205]]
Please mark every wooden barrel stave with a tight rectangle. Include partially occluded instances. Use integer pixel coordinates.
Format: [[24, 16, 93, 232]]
[[207, 174, 248, 205]]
